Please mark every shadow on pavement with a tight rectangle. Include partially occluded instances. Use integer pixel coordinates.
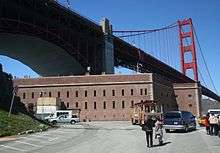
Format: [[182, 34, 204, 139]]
[[167, 129, 198, 134], [153, 141, 171, 147]]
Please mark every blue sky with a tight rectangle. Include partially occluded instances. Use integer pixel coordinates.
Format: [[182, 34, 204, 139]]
[[0, 0, 219, 93]]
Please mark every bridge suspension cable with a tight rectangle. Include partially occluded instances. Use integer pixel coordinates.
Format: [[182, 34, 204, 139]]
[[113, 22, 178, 38], [192, 25, 218, 94], [198, 69, 208, 87], [113, 19, 218, 95], [113, 21, 180, 72]]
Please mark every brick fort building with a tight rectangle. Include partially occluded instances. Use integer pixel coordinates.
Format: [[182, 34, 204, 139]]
[[13, 73, 201, 121]]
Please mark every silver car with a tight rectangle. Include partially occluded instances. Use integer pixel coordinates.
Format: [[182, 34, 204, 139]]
[[49, 115, 80, 125]]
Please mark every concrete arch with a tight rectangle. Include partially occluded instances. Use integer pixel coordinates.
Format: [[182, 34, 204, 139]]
[[0, 33, 85, 76]]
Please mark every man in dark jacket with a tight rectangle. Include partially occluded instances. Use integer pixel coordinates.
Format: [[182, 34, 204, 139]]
[[142, 116, 155, 148]]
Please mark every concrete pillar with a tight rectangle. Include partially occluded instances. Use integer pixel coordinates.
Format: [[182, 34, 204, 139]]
[[173, 83, 202, 117], [195, 82, 202, 117], [100, 18, 114, 74]]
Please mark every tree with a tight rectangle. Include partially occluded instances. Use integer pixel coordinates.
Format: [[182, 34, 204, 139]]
[[0, 64, 13, 111]]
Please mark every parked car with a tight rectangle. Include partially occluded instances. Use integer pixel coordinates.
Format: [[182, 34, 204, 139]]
[[163, 111, 196, 132], [48, 114, 80, 125], [44, 110, 80, 121]]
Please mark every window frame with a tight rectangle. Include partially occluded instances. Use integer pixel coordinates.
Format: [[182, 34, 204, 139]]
[[112, 101, 115, 109], [23, 93, 26, 99], [67, 91, 69, 98], [122, 101, 125, 109], [85, 102, 88, 109], [103, 101, 106, 109]]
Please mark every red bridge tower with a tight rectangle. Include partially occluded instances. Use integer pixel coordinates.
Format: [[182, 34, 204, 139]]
[[178, 18, 198, 81]]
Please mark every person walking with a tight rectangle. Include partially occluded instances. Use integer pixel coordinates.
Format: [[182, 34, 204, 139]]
[[213, 115, 219, 135], [155, 117, 163, 145], [141, 116, 155, 148], [204, 114, 210, 135], [216, 115, 220, 136], [209, 113, 218, 135], [218, 116, 220, 137]]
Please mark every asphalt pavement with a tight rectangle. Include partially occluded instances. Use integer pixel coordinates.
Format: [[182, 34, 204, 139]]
[[0, 122, 219, 153]]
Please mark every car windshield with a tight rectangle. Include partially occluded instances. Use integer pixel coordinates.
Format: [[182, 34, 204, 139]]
[[72, 115, 77, 118], [164, 112, 181, 119]]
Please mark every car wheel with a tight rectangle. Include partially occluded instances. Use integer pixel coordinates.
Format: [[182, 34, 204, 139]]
[[51, 121, 57, 125], [70, 120, 76, 124], [193, 123, 197, 130], [165, 129, 170, 133]]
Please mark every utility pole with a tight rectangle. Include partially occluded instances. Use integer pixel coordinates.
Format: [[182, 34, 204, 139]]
[[8, 86, 18, 117]]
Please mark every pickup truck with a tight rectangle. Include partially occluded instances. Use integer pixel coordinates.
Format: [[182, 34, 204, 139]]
[[48, 114, 80, 125]]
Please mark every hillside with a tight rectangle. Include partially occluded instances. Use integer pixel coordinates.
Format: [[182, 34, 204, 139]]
[[201, 98, 220, 115], [0, 109, 49, 137], [0, 64, 49, 137]]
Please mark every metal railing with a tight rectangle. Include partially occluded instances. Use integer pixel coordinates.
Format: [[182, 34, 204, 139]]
[[55, 0, 100, 26]]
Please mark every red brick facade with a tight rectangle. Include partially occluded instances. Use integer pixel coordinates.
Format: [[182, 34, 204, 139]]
[[173, 83, 202, 116], [13, 73, 201, 121]]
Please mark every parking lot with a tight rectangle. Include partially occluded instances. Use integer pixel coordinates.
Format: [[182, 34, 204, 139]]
[[0, 123, 85, 153], [0, 122, 219, 153]]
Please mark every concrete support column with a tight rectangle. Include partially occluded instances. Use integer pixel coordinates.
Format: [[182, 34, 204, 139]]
[[195, 82, 202, 117], [0, 63, 2, 72], [100, 18, 114, 74]]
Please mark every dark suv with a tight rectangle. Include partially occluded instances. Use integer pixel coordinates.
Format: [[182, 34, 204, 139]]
[[163, 111, 196, 132]]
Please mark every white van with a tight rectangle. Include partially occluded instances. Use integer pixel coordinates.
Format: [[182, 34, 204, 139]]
[[45, 110, 75, 120]]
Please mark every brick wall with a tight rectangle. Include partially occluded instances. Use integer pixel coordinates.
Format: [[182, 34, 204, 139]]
[[153, 74, 178, 112], [14, 73, 179, 121], [173, 83, 201, 116]]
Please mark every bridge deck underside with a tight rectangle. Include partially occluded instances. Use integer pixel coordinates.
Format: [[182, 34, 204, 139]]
[[0, 0, 219, 101], [0, 0, 104, 75], [113, 37, 220, 102]]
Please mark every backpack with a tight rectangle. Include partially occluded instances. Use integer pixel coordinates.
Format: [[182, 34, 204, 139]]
[[142, 124, 147, 131]]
